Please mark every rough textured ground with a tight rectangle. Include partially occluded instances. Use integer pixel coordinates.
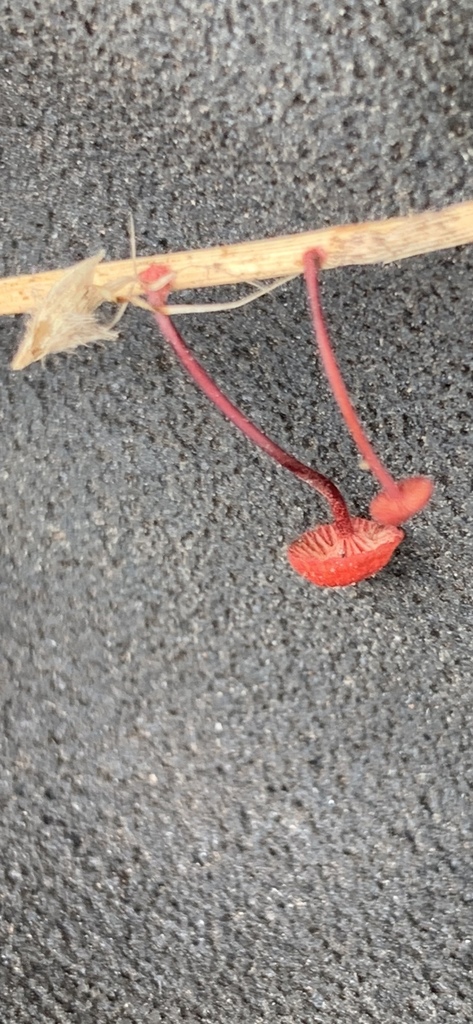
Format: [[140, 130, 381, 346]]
[[0, 2, 472, 1021]]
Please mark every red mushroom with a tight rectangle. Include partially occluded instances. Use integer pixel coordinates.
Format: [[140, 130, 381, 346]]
[[287, 517, 403, 588], [303, 249, 434, 527], [140, 264, 404, 588]]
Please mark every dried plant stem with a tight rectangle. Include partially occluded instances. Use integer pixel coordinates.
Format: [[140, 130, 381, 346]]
[[1, 200, 472, 317]]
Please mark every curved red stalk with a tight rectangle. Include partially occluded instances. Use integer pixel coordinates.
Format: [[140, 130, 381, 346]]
[[303, 248, 433, 526], [140, 264, 404, 587]]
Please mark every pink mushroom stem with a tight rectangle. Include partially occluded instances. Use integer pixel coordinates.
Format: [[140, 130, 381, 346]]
[[303, 249, 400, 497], [148, 301, 354, 538]]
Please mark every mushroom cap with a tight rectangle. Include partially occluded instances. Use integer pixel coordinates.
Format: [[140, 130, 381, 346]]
[[370, 476, 434, 526], [287, 517, 404, 587]]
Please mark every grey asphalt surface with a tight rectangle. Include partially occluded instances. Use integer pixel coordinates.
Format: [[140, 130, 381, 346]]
[[0, 2, 472, 1022]]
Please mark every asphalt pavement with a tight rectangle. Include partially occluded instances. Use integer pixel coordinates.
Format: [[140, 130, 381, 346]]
[[0, 2, 472, 1021]]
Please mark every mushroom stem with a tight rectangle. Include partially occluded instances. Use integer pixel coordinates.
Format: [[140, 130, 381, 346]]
[[303, 248, 398, 496], [154, 308, 354, 536], [141, 267, 354, 537], [303, 249, 434, 525]]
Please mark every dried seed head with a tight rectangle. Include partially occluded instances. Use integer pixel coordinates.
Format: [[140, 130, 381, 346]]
[[287, 517, 404, 587], [10, 251, 126, 370]]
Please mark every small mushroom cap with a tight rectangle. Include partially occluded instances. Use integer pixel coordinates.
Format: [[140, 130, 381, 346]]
[[370, 476, 434, 526], [287, 517, 404, 587]]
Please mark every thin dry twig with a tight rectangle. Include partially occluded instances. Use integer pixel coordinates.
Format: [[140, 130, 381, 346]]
[[1, 200, 472, 317]]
